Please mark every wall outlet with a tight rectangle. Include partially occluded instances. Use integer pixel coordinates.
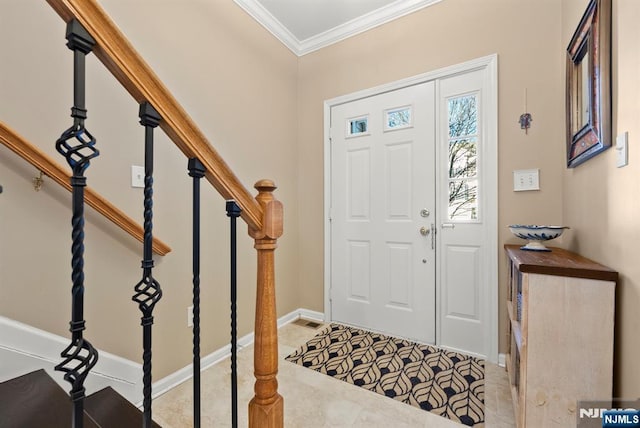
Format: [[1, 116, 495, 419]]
[[187, 305, 193, 327]]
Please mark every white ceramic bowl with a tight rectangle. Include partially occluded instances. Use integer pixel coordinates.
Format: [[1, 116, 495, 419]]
[[508, 225, 569, 251]]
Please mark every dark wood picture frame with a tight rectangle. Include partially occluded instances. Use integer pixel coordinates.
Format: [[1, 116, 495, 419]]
[[566, 0, 611, 168]]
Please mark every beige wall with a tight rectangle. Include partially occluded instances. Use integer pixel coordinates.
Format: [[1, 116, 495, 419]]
[[0, 0, 299, 378], [562, 0, 640, 398], [297, 0, 565, 356], [3, 0, 637, 401]]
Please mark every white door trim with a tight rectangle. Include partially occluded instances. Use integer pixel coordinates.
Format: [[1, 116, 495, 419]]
[[323, 54, 498, 362]]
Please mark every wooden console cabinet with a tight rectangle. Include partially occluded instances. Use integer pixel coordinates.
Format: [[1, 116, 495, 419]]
[[504, 245, 617, 427]]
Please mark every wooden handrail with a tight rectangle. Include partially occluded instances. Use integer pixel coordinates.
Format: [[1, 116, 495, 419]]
[[46, 0, 264, 232], [0, 121, 172, 256]]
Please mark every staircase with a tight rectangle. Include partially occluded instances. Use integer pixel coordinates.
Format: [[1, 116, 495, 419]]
[[0, 370, 160, 428], [1, 0, 285, 426]]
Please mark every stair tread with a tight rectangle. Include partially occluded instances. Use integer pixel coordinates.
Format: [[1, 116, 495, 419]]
[[85, 386, 162, 428], [0, 369, 99, 428]]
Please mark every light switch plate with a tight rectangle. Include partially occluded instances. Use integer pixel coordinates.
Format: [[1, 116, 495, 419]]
[[131, 165, 144, 188], [616, 132, 628, 168], [513, 169, 540, 192]]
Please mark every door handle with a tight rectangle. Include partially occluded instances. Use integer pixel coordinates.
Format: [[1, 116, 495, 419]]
[[419, 226, 430, 236], [431, 223, 435, 250]]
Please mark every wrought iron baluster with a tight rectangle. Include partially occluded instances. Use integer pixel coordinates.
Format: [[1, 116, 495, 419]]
[[188, 158, 206, 428], [226, 200, 241, 428], [54, 19, 99, 428], [132, 102, 162, 428]]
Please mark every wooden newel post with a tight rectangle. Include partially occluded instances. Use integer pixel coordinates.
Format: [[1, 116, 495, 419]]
[[248, 179, 284, 428]]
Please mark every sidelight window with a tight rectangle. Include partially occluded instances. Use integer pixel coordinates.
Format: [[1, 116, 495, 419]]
[[447, 94, 479, 221]]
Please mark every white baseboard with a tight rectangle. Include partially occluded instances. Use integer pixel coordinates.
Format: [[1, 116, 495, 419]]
[[0, 308, 324, 408], [498, 353, 506, 367], [149, 308, 324, 404], [0, 316, 143, 404], [297, 308, 325, 323]]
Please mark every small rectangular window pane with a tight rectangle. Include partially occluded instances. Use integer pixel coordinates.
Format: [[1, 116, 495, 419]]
[[448, 95, 477, 138], [347, 116, 368, 136], [385, 106, 412, 130], [449, 139, 477, 178], [448, 179, 478, 221]]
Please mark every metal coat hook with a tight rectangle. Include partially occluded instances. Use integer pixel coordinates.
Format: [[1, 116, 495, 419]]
[[33, 171, 44, 192]]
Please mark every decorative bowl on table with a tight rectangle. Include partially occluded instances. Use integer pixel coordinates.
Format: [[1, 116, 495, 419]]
[[508, 225, 569, 252]]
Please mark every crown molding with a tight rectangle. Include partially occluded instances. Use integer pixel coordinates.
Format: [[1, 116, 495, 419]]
[[233, 0, 300, 54], [233, 0, 443, 56]]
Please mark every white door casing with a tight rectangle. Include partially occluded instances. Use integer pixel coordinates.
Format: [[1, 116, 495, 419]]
[[324, 54, 498, 362], [329, 82, 436, 344]]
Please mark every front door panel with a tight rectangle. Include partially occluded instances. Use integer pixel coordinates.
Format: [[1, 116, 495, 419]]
[[331, 82, 436, 344]]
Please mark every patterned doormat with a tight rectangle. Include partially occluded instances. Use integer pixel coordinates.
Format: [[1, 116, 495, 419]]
[[285, 323, 484, 426]]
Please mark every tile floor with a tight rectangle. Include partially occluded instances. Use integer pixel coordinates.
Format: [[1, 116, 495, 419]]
[[153, 321, 516, 427]]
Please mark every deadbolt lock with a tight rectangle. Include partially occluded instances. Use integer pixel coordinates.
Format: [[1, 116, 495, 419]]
[[420, 209, 430, 218]]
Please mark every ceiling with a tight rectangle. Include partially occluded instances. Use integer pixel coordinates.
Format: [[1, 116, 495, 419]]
[[233, 0, 443, 56]]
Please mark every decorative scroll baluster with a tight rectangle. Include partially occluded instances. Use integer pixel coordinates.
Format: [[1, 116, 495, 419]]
[[132, 102, 163, 428], [248, 180, 284, 428], [54, 19, 99, 428], [188, 158, 205, 428], [226, 200, 242, 428]]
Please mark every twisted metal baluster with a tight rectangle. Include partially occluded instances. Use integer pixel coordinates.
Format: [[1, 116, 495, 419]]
[[54, 19, 99, 428], [226, 200, 241, 428], [188, 158, 206, 428], [132, 102, 162, 428]]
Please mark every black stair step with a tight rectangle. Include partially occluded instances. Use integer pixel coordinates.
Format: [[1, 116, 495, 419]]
[[0, 369, 99, 428], [85, 386, 161, 428], [0, 370, 162, 427]]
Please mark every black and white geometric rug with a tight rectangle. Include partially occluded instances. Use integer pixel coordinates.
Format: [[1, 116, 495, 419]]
[[285, 323, 485, 426]]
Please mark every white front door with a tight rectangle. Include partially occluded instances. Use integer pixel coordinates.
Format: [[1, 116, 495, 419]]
[[330, 82, 437, 344], [326, 56, 498, 361]]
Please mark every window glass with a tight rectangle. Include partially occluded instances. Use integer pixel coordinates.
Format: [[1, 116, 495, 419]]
[[348, 117, 368, 136], [448, 180, 478, 220], [448, 95, 477, 138], [385, 106, 412, 130], [447, 94, 479, 221], [449, 139, 477, 179]]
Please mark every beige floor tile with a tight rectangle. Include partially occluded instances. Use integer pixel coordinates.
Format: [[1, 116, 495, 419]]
[[154, 322, 516, 427]]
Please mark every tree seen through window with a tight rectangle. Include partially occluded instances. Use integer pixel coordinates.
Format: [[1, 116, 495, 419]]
[[447, 95, 478, 220]]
